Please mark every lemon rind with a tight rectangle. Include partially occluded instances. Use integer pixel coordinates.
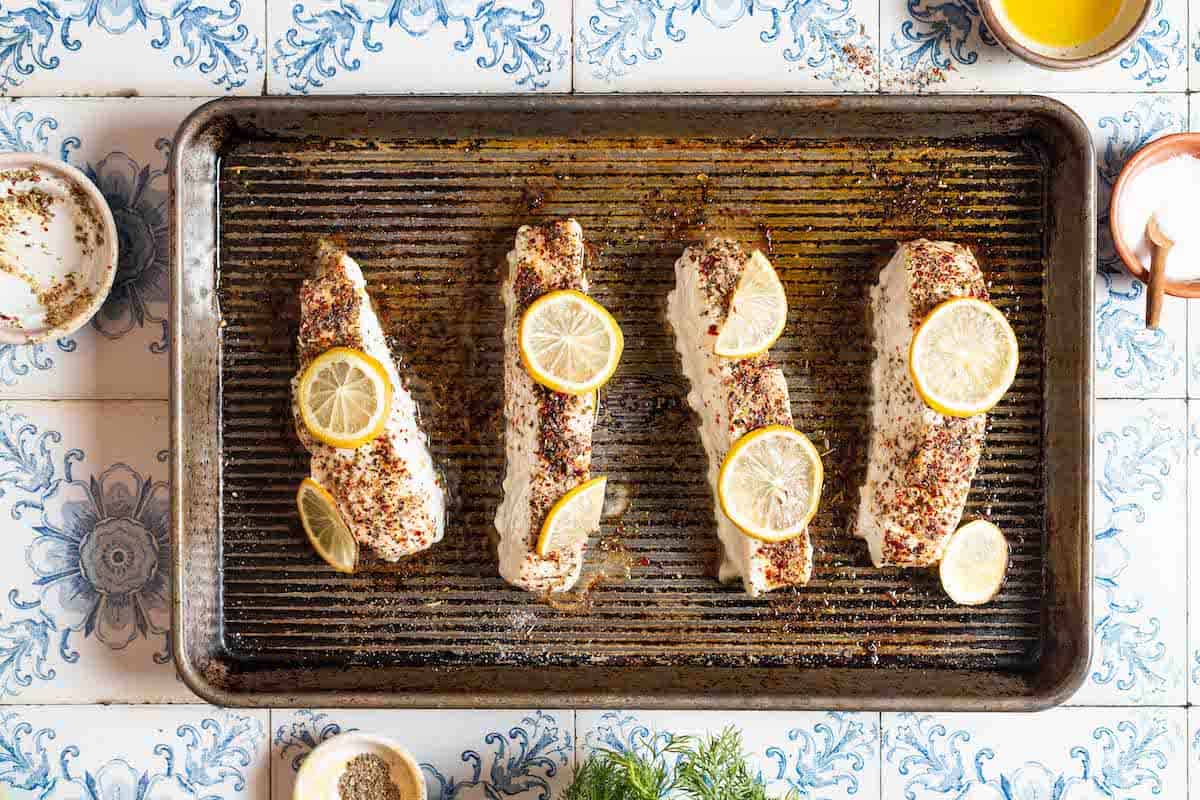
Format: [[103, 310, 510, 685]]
[[908, 297, 1019, 419], [298, 346, 394, 449], [535, 475, 608, 557], [519, 290, 624, 396], [717, 424, 824, 544], [296, 477, 359, 574]]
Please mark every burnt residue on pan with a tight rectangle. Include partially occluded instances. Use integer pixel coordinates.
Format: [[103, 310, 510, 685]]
[[214, 132, 1049, 676]]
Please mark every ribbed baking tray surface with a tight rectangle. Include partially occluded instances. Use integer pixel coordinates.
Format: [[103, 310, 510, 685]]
[[172, 96, 1092, 709]]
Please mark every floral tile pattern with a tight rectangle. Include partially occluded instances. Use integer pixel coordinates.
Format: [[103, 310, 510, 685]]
[[0, 401, 189, 703], [577, 710, 880, 799], [0, 0, 264, 95], [1068, 399, 1188, 706], [0, 99, 200, 400], [267, 0, 570, 94], [271, 709, 574, 800], [880, 0, 1187, 92], [882, 709, 1187, 799], [573, 0, 880, 92], [0, 706, 268, 800], [1052, 93, 1189, 399]]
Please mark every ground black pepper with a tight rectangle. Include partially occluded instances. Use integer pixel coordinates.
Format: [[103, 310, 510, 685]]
[[337, 754, 405, 800]]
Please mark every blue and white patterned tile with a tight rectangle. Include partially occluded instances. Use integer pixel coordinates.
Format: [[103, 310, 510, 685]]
[[268, 0, 570, 94], [0, 0, 264, 95], [1191, 707, 1200, 797], [1068, 399, 1188, 706], [0, 706, 268, 800], [576, 710, 881, 800], [880, 0, 1187, 92], [883, 709, 1186, 799], [271, 709, 573, 800], [1052, 93, 1188, 399], [573, 0, 879, 92], [0, 401, 191, 703], [0, 99, 197, 400], [1189, 401, 1200, 703]]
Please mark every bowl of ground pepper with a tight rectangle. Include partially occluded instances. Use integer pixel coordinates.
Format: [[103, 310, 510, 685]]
[[0, 152, 117, 345], [294, 732, 426, 800]]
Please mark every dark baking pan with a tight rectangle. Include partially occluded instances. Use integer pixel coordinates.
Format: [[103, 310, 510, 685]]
[[170, 95, 1093, 710]]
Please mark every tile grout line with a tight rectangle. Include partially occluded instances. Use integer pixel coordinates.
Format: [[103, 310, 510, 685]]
[[266, 707, 273, 800], [876, 711, 884, 798]]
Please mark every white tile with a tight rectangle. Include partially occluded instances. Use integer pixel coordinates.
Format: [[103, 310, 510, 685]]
[[1190, 402, 1199, 702], [0, 401, 194, 702], [880, 0, 1187, 92], [1191, 300, 1200, 396], [271, 710, 574, 800], [576, 711, 880, 800], [1069, 399, 1188, 705], [883, 709, 1186, 799], [1192, 0, 1200, 91], [267, 0, 570, 94], [0, 99, 200, 400], [573, 0, 879, 92], [1052, 93, 1189, 398], [1190, 707, 1200, 796], [0, 0, 264, 95], [0, 706, 267, 800]]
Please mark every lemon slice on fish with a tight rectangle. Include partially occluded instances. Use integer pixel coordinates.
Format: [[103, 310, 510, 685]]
[[714, 251, 787, 358], [519, 290, 623, 395], [296, 478, 358, 573], [940, 520, 1008, 606], [717, 425, 823, 543], [908, 297, 1018, 418], [536, 476, 607, 557], [298, 346, 393, 448]]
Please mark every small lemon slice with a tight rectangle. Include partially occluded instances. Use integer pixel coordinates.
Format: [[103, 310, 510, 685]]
[[519, 290, 623, 395], [297, 346, 392, 448], [536, 476, 608, 557], [296, 478, 358, 574], [939, 520, 1008, 606], [717, 425, 823, 544], [714, 251, 788, 358], [908, 297, 1019, 418]]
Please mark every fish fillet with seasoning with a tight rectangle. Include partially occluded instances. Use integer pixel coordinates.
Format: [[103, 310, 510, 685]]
[[291, 241, 446, 560], [495, 221, 598, 593], [855, 240, 987, 567], [667, 238, 812, 596]]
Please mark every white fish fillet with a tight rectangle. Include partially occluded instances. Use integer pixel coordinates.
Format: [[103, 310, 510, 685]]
[[855, 239, 987, 567], [667, 239, 812, 597], [494, 220, 596, 593], [291, 241, 445, 561]]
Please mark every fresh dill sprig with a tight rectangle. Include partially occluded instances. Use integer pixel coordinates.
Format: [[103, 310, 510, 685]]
[[563, 728, 784, 800]]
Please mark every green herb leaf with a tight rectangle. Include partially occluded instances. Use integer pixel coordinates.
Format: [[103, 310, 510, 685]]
[[564, 728, 784, 800]]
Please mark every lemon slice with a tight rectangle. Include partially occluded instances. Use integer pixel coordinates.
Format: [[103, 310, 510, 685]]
[[714, 251, 787, 358], [519, 290, 623, 395], [536, 476, 607, 557], [908, 297, 1018, 418], [940, 520, 1008, 606], [717, 425, 823, 543], [297, 346, 393, 448], [296, 478, 358, 573]]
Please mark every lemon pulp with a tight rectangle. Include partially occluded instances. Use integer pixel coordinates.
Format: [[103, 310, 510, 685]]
[[997, 0, 1122, 49]]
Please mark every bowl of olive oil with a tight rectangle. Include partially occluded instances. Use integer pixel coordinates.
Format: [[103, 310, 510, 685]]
[[980, 0, 1151, 69]]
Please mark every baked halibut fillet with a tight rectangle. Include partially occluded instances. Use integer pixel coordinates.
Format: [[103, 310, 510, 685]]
[[855, 239, 987, 567], [495, 220, 597, 593], [291, 240, 445, 560], [667, 238, 812, 597]]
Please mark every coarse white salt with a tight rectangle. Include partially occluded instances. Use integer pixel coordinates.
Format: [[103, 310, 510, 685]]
[[1117, 153, 1200, 280]]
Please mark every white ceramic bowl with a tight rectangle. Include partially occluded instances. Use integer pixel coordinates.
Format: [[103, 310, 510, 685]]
[[0, 152, 118, 345], [979, 0, 1152, 70], [294, 732, 427, 800]]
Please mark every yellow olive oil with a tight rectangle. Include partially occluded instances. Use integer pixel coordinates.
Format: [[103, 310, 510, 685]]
[[997, 0, 1123, 48]]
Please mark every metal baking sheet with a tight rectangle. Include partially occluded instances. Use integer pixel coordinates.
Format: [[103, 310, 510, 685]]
[[170, 95, 1093, 710]]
